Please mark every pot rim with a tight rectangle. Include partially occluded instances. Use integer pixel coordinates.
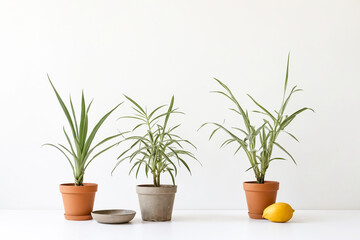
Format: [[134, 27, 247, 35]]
[[136, 184, 177, 194], [243, 181, 279, 184], [243, 181, 279, 191], [60, 183, 98, 193], [60, 183, 98, 187], [137, 184, 177, 188], [91, 209, 136, 217]]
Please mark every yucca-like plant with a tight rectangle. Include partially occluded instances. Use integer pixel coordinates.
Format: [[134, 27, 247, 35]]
[[112, 95, 198, 187], [201, 55, 313, 183], [44, 76, 122, 186]]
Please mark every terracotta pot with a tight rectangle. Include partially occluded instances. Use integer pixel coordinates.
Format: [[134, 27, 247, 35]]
[[136, 184, 177, 221], [243, 181, 279, 219], [59, 183, 98, 221]]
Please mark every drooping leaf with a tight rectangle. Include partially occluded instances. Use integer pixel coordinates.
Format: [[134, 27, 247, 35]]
[[274, 142, 296, 164], [43, 143, 75, 176]]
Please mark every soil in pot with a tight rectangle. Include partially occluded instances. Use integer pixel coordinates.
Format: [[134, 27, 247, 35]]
[[243, 181, 279, 219], [60, 183, 98, 221], [136, 184, 177, 221]]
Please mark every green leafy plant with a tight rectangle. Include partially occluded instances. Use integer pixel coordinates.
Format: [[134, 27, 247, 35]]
[[112, 95, 198, 187], [200, 55, 313, 183], [44, 76, 122, 186]]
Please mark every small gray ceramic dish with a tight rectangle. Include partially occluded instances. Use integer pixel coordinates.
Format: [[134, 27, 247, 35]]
[[91, 209, 136, 224]]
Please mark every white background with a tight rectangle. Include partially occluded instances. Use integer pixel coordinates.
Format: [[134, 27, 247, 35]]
[[0, 0, 359, 211]]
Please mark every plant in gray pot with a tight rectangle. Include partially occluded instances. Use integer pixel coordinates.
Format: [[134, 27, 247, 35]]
[[113, 95, 198, 221]]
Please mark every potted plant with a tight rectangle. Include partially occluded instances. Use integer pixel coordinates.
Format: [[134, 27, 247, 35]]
[[112, 95, 198, 221], [44, 76, 122, 220], [201, 55, 313, 219]]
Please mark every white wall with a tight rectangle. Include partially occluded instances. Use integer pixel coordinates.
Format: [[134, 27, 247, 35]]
[[0, 0, 359, 210]]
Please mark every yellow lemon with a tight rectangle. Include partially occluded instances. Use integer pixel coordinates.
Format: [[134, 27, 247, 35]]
[[263, 202, 295, 223]]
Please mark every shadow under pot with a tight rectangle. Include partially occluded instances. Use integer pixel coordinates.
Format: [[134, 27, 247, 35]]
[[60, 183, 98, 221], [243, 181, 279, 219], [136, 184, 177, 221]]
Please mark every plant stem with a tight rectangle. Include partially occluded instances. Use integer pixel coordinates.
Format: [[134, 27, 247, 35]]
[[153, 173, 157, 186], [75, 171, 84, 186], [153, 173, 160, 187], [256, 175, 265, 184]]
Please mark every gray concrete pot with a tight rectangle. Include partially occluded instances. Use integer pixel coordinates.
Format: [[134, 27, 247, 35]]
[[136, 184, 177, 221]]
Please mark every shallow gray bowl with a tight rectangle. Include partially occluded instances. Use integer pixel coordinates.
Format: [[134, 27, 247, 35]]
[[91, 209, 136, 224]]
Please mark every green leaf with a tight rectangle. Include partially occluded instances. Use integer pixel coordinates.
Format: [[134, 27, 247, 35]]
[[58, 144, 74, 158], [79, 91, 87, 149], [47, 75, 78, 144], [124, 95, 146, 115], [179, 139, 197, 150], [220, 138, 235, 148], [269, 157, 286, 162], [63, 127, 76, 156], [229, 108, 241, 115], [210, 90, 233, 103], [160, 151, 178, 176], [234, 145, 242, 155], [83, 103, 121, 155], [284, 52, 290, 96], [111, 156, 130, 175], [163, 96, 174, 133], [232, 127, 248, 136], [198, 122, 209, 131], [69, 96, 79, 136], [279, 85, 297, 116], [209, 127, 220, 140], [247, 94, 276, 122], [177, 156, 192, 175], [135, 160, 144, 178], [131, 106, 145, 117], [280, 107, 314, 130], [132, 123, 146, 132], [149, 105, 166, 119], [43, 143, 75, 176], [245, 163, 259, 172], [168, 168, 176, 185], [86, 99, 94, 113], [209, 122, 249, 152], [284, 131, 299, 142], [273, 142, 296, 165], [213, 78, 251, 132], [128, 161, 141, 175], [84, 141, 120, 170], [119, 116, 146, 122], [168, 124, 181, 134]]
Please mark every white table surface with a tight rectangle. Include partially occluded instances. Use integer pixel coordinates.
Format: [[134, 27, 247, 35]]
[[0, 210, 359, 240]]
